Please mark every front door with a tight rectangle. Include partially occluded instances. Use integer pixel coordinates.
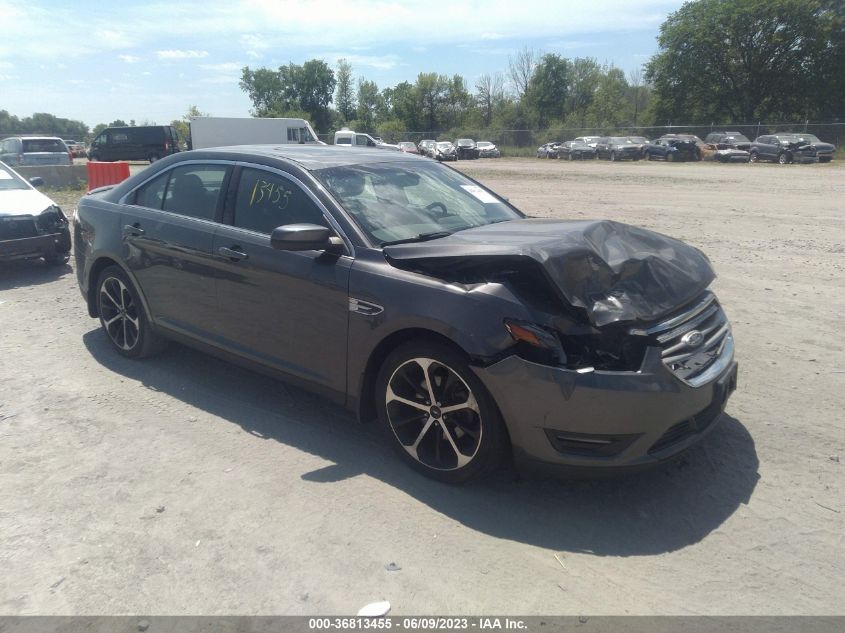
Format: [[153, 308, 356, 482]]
[[213, 165, 351, 397], [121, 162, 231, 340]]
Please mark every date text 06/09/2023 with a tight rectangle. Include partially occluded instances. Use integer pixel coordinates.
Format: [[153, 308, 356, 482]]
[[308, 618, 529, 630]]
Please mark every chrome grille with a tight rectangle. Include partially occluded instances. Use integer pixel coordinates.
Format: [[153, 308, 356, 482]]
[[633, 292, 734, 387]]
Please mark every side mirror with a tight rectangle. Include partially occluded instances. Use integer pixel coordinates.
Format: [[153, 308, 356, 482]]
[[270, 223, 341, 252], [29, 176, 45, 187]]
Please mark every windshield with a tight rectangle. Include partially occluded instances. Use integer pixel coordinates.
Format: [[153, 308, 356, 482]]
[[610, 137, 630, 144], [436, 142, 453, 150], [457, 139, 474, 146], [794, 134, 821, 143], [477, 142, 493, 148], [569, 141, 587, 148], [314, 161, 522, 245], [627, 137, 647, 144], [725, 134, 751, 143], [0, 164, 29, 190], [399, 142, 416, 149]]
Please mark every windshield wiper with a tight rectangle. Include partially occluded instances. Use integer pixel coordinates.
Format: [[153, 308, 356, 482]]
[[380, 231, 453, 246]]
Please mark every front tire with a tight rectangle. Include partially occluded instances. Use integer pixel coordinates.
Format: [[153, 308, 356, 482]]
[[96, 266, 166, 359], [375, 341, 508, 483], [44, 252, 70, 266], [778, 152, 789, 165], [749, 152, 759, 163]]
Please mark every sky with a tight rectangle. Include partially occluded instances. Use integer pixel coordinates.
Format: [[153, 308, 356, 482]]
[[0, 0, 686, 129]]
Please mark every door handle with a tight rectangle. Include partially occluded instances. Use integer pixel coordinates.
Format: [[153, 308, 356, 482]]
[[217, 246, 248, 261], [123, 223, 144, 236]]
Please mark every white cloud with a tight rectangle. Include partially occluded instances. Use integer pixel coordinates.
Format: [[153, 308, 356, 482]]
[[119, 55, 142, 63], [156, 49, 209, 60], [317, 53, 402, 70], [199, 62, 243, 72]]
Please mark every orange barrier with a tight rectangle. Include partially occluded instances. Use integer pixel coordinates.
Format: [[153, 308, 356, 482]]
[[87, 161, 130, 191]]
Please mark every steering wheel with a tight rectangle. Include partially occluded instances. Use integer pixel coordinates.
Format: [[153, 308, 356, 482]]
[[425, 202, 449, 218]]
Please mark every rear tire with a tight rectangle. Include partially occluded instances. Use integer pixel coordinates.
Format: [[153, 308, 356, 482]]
[[148, 154, 160, 163], [96, 266, 166, 359], [375, 340, 508, 484], [749, 152, 759, 163]]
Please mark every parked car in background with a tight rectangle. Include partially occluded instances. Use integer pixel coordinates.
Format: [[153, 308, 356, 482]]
[[643, 135, 702, 162], [88, 125, 181, 163], [750, 135, 821, 164], [557, 140, 596, 160], [713, 148, 751, 163], [778, 133, 835, 162], [455, 139, 480, 160], [574, 136, 602, 148], [537, 142, 562, 159], [397, 142, 419, 154], [596, 137, 642, 161], [0, 161, 71, 265], [434, 141, 457, 161], [626, 136, 649, 155], [418, 140, 437, 158], [704, 131, 752, 151], [0, 136, 73, 166], [476, 141, 501, 158], [74, 145, 736, 482], [64, 140, 87, 157]]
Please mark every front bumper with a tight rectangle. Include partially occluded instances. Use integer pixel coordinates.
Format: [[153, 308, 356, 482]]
[[474, 343, 737, 471], [0, 230, 70, 261]]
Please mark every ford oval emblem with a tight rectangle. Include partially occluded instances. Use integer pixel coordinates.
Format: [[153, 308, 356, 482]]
[[682, 330, 704, 347]]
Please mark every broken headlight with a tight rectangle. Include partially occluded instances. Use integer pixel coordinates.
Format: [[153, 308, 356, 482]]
[[36, 205, 67, 232]]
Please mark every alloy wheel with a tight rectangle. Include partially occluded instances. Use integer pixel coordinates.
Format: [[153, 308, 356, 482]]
[[385, 357, 482, 471], [99, 276, 140, 351]]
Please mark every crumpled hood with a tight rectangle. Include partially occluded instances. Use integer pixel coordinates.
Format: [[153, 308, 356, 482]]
[[384, 219, 715, 327]]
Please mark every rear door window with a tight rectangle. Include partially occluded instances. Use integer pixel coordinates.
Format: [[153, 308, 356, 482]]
[[233, 168, 326, 234], [161, 164, 229, 221]]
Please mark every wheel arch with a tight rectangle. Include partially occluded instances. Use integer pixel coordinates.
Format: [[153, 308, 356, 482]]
[[87, 256, 152, 321], [356, 327, 472, 424]]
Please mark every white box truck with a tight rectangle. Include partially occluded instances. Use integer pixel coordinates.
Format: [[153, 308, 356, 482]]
[[188, 117, 325, 149]]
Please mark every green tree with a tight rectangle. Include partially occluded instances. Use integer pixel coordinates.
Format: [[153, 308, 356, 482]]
[[335, 58, 356, 122], [388, 81, 420, 130], [585, 67, 631, 127], [171, 105, 208, 149], [646, 0, 844, 122], [90, 123, 108, 139], [109, 119, 128, 127], [356, 79, 381, 132], [564, 57, 602, 125], [415, 72, 448, 131], [376, 118, 407, 143], [526, 53, 569, 127], [240, 60, 336, 131], [475, 73, 505, 127]]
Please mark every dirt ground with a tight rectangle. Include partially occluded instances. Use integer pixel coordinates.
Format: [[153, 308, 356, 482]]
[[1, 158, 843, 615]]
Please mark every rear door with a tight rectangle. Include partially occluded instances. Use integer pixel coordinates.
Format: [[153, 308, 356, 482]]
[[212, 164, 351, 396], [121, 161, 232, 340]]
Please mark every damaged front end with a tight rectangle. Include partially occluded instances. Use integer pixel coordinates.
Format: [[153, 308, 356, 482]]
[[384, 219, 737, 467]]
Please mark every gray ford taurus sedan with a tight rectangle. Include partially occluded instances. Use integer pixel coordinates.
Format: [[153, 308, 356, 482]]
[[74, 145, 737, 483]]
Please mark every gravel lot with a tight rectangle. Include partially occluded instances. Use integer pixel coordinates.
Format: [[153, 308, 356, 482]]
[[1, 158, 843, 615]]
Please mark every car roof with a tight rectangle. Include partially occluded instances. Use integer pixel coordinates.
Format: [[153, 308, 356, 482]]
[[181, 144, 426, 170]]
